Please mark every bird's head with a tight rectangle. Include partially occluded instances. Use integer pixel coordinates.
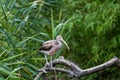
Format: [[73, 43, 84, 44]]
[[56, 35, 70, 50], [56, 35, 63, 41]]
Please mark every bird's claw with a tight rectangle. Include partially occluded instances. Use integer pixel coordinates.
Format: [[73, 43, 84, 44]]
[[45, 62, 53, 68], [45, 62, 50, 67]]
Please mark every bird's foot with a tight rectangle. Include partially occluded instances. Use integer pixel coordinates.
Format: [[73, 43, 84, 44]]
[[45, 62, 53, 68], [45, 62, 50, 67]]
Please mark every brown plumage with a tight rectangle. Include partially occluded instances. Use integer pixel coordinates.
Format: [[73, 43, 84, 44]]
[[39, 35, 69, 66]]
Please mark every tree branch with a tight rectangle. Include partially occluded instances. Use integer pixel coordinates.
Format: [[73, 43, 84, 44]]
[[34, 56, 120, 80]]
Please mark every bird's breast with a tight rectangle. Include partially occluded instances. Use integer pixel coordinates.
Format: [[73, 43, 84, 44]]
[[55, 41, 62, 49]]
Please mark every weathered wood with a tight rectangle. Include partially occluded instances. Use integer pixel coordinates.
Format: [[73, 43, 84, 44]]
[[34, 56, 120, 80]]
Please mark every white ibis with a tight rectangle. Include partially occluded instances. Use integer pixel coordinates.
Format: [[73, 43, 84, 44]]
[[39, 35, 69, 67]]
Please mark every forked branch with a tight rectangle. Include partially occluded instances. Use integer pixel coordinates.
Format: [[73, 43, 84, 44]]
[[34, 56, 120, 80]]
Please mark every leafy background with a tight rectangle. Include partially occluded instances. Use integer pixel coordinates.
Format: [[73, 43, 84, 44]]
[[0, 0, 120, 80]]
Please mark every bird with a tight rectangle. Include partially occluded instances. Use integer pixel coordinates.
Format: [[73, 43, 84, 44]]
[[39, 35, 69, 67]]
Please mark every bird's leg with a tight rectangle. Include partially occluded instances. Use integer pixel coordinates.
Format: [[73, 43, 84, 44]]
[[50, 55, 53, 68], [44, 55, 49, 66]]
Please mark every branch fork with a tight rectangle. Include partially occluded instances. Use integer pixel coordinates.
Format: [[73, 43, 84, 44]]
[[34, 56, 120, 80]]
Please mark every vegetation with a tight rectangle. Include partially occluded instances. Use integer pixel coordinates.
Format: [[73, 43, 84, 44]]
[[0, 0, 120, 80]]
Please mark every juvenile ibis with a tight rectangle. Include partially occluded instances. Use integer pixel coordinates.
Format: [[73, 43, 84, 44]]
[[39, 35, 69, 67]]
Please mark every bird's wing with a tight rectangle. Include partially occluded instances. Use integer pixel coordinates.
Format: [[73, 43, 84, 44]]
[[43, 40, 55, 45], [39, 40, 55, 51]]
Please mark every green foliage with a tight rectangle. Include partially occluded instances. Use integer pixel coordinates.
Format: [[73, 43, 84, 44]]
[[0, 0, 120, 80]]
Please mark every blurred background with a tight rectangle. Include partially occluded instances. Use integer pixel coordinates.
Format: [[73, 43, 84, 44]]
[[0, 0, 120, 80]]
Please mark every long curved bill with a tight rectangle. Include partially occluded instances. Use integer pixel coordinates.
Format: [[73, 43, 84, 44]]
[[62, 39, 70, 50]]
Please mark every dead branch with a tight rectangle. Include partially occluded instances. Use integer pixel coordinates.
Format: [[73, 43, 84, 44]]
[[34, 56, 120, 80]]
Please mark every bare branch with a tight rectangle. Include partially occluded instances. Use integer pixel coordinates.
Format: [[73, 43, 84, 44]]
[[34, 56, 120, 80], [52, 56, 82, 72], [39, 67, 74, 76], [77, 56, 120, 77]]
